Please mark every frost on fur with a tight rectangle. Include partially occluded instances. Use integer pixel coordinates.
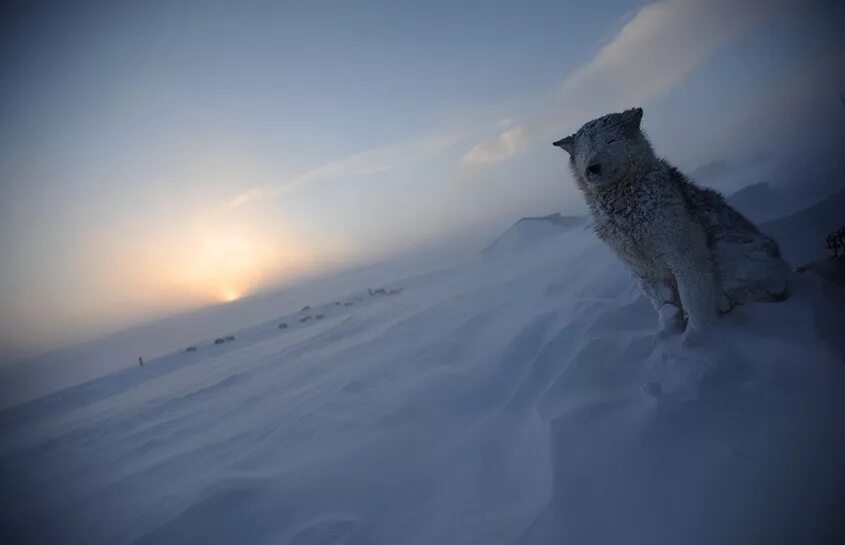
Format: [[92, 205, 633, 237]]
[[553, 107, 790, 337]]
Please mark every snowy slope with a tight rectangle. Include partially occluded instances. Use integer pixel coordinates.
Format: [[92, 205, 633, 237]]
[[1, 227, 843, 545], [0, 253, 468, 410], [482, 213, 585, 260], [725, 182, 788, 223], [760, 188, 845, 267]]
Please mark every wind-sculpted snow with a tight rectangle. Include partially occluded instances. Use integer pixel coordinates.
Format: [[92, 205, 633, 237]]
[[1, 228, 843, 544]]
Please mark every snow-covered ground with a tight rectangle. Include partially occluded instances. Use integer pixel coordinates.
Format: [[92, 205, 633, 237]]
[[2, 221, 844, 544]]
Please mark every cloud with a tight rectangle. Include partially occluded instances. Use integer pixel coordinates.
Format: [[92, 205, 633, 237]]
[[461, 0, 785, 166], [559, 0, 778, 113], [228, 132, 458, 208], [461, 126, 527, 165], [227, 186, 266, 208]]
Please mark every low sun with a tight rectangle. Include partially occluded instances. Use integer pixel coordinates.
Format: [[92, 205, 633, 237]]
[[152, 214, 319, 308], [217, 286, 243, 303]]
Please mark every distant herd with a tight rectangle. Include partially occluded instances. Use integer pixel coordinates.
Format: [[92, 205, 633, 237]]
[[177, 286, 403, 357]]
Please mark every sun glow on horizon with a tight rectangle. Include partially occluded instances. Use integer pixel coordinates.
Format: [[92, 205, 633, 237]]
[[124, 208, 328, 312], [216, 286, 244, 303], [183, 223, 314, 304]]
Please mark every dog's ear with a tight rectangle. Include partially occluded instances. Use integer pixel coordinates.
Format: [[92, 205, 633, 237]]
[[552, 135, 575, 154], [623, 107, 643, 131]]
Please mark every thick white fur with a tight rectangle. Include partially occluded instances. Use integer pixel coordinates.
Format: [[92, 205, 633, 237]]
[[553, 108, 790, 342]]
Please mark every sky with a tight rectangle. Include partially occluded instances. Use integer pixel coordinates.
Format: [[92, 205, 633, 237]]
[[0, 0, 843, 364]]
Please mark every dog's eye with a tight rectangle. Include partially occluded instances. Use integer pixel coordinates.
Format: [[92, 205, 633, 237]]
[[587, 164, 602, 175]]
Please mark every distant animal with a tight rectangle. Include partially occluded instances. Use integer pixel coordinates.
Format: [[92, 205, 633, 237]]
[[278, 323, 288, 330], [553, 107, 789, 342], [214, 338, 226, 345], [185, 346, 198, 352]]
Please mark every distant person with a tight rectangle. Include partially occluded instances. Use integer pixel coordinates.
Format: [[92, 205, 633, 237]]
[[138, 356, 144, 367]]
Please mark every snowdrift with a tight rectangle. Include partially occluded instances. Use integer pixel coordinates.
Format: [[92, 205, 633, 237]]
[[482, 213, 585, 260], [1, 223, 843, 544]]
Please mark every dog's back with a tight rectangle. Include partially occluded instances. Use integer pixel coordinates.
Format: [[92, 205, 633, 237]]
[[667, 164, 790, 303]]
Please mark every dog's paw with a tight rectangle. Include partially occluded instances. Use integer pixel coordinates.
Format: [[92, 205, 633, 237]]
[[681, 323, 709, 346], [657, 304, 683, 337]]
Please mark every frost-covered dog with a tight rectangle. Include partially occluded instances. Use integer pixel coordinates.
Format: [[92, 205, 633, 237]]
[[553, 107, 789, 342]]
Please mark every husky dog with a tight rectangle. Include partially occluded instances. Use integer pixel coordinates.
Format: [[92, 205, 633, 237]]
[[553, 107, 789, 342]]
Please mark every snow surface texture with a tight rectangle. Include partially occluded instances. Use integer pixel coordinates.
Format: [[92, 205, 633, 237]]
[[2, 227, 844, 545]]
